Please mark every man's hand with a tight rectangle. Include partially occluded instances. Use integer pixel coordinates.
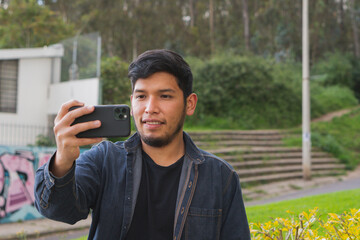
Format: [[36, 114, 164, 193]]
[[51, 100, 102, 177]]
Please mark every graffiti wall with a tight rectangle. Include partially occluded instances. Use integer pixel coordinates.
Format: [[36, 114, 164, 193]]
[[0, 145, 56, 223]]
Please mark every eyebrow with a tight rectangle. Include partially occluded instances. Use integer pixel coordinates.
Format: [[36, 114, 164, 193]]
[[133, 89, 176, 93]]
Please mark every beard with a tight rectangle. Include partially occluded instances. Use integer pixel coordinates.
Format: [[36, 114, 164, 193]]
[[137, 106, 186, 148]]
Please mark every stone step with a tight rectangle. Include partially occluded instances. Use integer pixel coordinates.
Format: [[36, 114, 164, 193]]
[[222, 151, 330, 161], [209, 146, 303, 155], [196, 140, 283, 148], [188, 130, 285, 136], [229, 157, 341, 168], [239, 169, 344, 183], [190, 134, 286, 141], [237, 164, 346, 176]]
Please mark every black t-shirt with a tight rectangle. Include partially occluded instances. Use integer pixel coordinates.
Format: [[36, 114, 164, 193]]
[[125, 151, 184, 240]]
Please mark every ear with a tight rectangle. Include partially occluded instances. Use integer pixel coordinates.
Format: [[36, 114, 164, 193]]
[[185, 93, 198, 116]]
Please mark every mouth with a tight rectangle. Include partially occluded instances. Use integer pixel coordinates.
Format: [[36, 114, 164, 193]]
[[143, 121, 163, 125], [142, 119, 165, 128]]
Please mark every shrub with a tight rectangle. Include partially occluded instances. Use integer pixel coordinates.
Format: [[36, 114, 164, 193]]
[[312, 52, 354, 89], [101, 57, 131, 105], [250, 208, 360, 239], [191, 55, 301, 129], [310, 84, 358, 118]]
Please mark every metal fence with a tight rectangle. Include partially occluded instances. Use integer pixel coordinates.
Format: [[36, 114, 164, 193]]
[[60, 32, 101, 82], [0, 122, 53, 146]]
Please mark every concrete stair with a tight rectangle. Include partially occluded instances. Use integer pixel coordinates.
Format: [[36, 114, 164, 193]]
[[188, 130, 346, 186]]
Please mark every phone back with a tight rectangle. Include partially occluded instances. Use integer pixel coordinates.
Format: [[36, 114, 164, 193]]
[[71, 105, 131, 138]]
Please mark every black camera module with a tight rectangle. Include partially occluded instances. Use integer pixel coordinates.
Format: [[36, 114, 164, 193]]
[[114, 107, 128, 120], [114, 108, 121, 114]]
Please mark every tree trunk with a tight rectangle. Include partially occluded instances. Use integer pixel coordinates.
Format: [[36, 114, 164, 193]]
[[132, 33, 138, 60], [209, 0, 215, 54], [350, 0, 360, 58], [242, 0, 250, 51], [189, 0, 195, 27]]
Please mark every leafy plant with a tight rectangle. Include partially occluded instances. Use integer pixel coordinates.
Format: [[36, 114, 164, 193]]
[[250, 208, 360, 240], [34, 134, 55, 147]]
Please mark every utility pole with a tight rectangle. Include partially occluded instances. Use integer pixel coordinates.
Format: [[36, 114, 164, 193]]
[[302, 0, 311, 180]]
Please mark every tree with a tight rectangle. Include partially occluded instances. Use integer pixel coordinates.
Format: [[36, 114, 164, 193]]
[[349, 0, 359, 58], [0, 0, 74, 48], [242, 0, 250, 51]]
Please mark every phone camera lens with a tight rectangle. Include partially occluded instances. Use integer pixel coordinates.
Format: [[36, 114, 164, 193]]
[[114, 107, 128, 120]]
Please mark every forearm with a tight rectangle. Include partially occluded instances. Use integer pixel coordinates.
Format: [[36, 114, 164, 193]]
[[220, 172, 251, 240], [34, 157, 89, 224], [50, 151, 75, 178]]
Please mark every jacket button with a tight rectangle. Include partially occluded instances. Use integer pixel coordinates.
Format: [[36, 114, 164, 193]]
[[188, 181, 192, 188]]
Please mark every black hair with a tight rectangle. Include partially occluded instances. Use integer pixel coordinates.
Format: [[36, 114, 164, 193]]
[[128, 49, 193, 99]]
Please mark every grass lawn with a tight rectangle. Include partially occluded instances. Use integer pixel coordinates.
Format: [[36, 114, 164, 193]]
[[71, 189, 360, 239], [246, 188, 360, 224]]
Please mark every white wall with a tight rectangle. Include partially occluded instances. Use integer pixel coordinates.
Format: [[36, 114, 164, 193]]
[[0, 58, 54, 145], [0, 58, 52, 125], [0, 46, 100, 146], [47, 78, 100, 115]]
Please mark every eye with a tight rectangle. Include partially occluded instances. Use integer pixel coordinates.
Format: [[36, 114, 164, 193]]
[[161, 94, 172, 99], [136, 95, 146, 100]]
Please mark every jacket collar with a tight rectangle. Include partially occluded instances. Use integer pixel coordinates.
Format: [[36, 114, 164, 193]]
[[124, 131, 205, 165]]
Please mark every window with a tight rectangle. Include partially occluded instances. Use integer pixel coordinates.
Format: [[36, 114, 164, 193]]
[[0, 60, 18, 113]]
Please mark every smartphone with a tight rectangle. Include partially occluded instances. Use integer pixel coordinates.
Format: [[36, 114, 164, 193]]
[[70, 105, 131, 138]]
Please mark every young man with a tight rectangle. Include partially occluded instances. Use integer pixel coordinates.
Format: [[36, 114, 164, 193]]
[[35, 49, 251, 240]]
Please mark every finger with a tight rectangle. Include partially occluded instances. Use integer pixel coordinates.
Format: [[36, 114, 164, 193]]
[[55, 100, 84, 124], [70, 120, 101, 135], [61, 105, 96, 127], [75, 137, 104, 147]]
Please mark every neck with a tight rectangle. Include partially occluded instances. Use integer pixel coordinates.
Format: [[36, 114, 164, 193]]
[[141, 132, 185, 167]]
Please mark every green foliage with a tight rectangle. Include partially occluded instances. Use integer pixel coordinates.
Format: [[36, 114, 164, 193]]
[[311, 132, 354, 169], [251, 207, 360, 239], [282, 108, 360, 169], [312, 52, 354, 88], [350, 55, 360, 100], [191, 55, 301, 129], [311, 52, 360, 104], [101, 56, 131, 105], [0, 0, 74, 48], [311, 84, 358, 117], [246, 189, 360, 224], [311, 108, 360, 169], [270, 58, 359, 119], [34, 134, 55, 147]]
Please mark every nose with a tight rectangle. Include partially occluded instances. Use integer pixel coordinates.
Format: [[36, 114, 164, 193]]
[[145, 96, 159, 114]]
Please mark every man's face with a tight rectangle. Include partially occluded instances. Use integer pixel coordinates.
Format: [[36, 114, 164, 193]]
[[131, 72, 196, 147]]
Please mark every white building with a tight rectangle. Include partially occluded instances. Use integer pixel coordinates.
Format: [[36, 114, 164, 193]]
[[0, 45, 100, 146]]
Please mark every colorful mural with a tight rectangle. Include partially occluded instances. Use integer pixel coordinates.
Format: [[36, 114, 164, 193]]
[[0, 145, 56, 223]]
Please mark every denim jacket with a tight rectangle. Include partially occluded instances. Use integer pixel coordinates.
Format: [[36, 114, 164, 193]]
[[35, 132, 251, 240]]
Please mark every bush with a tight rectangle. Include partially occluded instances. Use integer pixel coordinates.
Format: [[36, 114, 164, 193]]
[[311, 84, 358, 118], [270, 59, 358, 119], [101, 57, 131, 105], [312, 52, 354, 89], [191, 55, 301, 129], [350, 55, 360, 101], [250, 208, 360, 239]]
